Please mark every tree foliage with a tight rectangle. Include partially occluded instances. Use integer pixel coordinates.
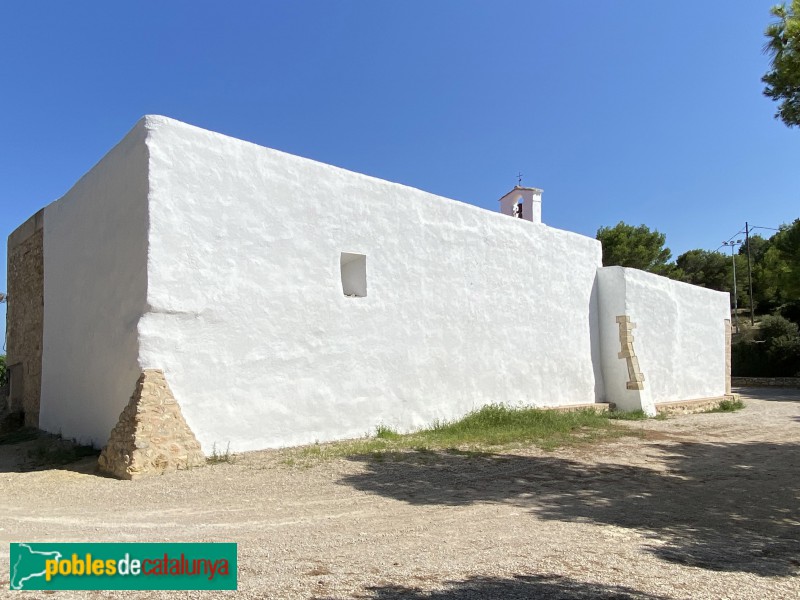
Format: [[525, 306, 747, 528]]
[[676, 249, 732, 291], [763, 0, 800, 127], [676, 249, 749, 309], [747, 220, 800, 312], [596, 222, 673, 274], [596, 219, 799, 320]]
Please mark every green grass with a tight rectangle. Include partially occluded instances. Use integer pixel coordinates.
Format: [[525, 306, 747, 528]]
[[703, 398, 746, 413], [375, 424, 402, 440], [278, 404, 645, 467], [606, 409, 668, 421]]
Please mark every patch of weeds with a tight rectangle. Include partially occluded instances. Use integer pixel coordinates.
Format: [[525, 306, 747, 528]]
[[25, 435, 99, 469], [375, 424, 401, 440], [207, 442, 235, 464], [703, 398, 746, 413], [276, 404, 642, 468], [414, 405, 622, 448]]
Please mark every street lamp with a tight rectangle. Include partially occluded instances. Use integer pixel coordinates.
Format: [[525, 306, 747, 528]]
[[722, 240, 742, 332]]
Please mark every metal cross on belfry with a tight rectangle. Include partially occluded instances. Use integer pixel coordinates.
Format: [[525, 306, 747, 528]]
[[517, 172, 523, 186]]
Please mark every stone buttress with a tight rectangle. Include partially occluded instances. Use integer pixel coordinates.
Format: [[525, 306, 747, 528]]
[[98, 369, 205, 479]]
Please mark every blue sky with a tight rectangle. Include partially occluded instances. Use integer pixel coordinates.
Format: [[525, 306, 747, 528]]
[[0, 1, 797, 348]]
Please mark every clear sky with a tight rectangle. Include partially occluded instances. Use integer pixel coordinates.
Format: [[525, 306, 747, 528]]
[[0, 1, 797, 349]]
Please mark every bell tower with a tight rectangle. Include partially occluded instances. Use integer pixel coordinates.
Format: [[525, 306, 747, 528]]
[[498, 186, 542, 224]]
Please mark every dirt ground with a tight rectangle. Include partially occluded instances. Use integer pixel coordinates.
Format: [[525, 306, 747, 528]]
[[1, 387, 799, 600]]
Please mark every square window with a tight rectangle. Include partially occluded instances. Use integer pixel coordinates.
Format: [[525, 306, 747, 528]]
[[341, 252, 367, 297]]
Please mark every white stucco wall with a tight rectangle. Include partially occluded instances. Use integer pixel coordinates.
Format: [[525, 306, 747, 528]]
[[597, 266, 729, 411], [39, 120, 149, 445], [137, 116, 605, 453], [596, 267, 650, 413]]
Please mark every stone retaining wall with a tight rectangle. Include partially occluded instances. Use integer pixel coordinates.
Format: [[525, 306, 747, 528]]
[[654, 394, 739, 415], [731, 377, 800, 388]]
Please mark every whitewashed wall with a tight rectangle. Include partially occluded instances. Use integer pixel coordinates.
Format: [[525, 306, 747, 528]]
[[137, 116, 605, 453], [31, 115, 730, 453], [39, 120, 149, 446], [597, 266, 729, 412]]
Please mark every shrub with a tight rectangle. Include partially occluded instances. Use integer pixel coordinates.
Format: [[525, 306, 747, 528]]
[[758, 314, 799, 340], [732, 314, 800, 377]]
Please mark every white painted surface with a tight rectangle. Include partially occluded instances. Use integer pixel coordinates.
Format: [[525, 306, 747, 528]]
[[29, 116, 730, 452], [621, 268, 730, 404], [597, 267, 729, 412], [596, 267, 652, 413], [498, 187, 542, 224], [137, 116, 604, 453], [39, 120, 149, 445]]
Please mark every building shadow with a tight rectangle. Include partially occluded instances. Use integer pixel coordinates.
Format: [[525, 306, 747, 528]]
[[0, 426, 101, 475], [338, 442, 800, 576], [316, 574, 671, 600]]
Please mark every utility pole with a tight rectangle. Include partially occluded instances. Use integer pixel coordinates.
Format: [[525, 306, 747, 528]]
[[722, 240, 742, 333], [744, 222, 755, 326]]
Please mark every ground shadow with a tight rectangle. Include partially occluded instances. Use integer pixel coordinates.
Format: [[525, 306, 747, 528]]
[[0, 427, 101, 475], [339, 442, 800, 576], [316, 574, 671, 600]]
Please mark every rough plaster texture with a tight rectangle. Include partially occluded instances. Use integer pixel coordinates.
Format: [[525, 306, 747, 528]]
[[14, 115, 732, 456], [38, 121, 149, 446], [598, 267, 729, 414], [98, 369, 205, 479], [5, 211, 44, 426], [138, 117, 605, 453]]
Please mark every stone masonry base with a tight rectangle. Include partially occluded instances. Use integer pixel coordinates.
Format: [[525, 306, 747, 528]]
[[654, 394, 740, 416], [98, 369, 205, 480]]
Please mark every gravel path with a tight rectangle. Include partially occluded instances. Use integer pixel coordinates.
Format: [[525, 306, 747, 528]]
[[1, 387, 798, 599]]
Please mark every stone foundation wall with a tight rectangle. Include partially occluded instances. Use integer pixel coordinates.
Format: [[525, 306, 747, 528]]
[[655, 394, 739, 415], [6, 210, 44, 427], [98, 369, 206, 480], [731, 377, 800, 388]]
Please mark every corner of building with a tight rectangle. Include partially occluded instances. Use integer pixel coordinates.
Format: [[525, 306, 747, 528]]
[[5, 209, 46, 427]]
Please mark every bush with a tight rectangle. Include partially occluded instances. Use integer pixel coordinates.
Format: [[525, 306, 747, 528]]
[[759, 314, 799, 340], [0, 355, 7, 389], [732, 314, 800, 377]]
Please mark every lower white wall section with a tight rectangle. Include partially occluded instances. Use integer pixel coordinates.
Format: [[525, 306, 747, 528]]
[[39, 121, 149, 446], [137, 117, 606, 454], [597, 266, 729, 414]]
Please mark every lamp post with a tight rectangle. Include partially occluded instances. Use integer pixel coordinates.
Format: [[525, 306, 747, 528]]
[[722, 240, 742, 332]]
